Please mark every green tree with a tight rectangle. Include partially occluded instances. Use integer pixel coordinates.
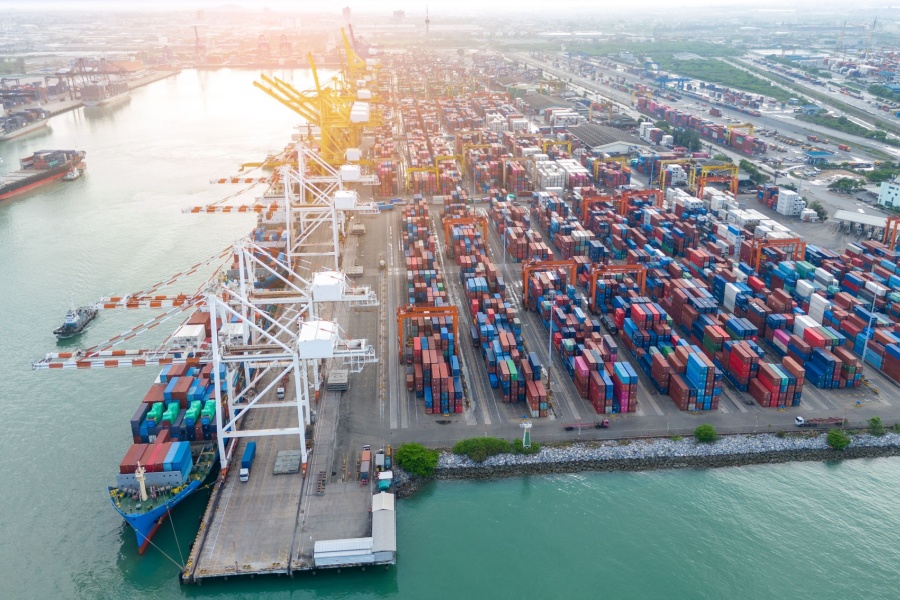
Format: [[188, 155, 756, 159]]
[[826, 428, 851, 450], [866, 168, 900, 184], [827, 178, 863, 194], [395, 443, 440, 477], [713, 153, 734, 163], [740, 159, 770, 185], [655, 120, 672, 133], [808, 199, 828, 221], [694, 423, 717, 443], [673, 128, 702, 152], [868, 416, 885, 436]]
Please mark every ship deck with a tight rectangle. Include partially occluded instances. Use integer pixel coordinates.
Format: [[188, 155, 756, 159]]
[[112, 446, 216, 515]]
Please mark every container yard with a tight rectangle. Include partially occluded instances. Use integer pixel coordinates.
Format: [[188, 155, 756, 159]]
[[30, 32, 900, 588]]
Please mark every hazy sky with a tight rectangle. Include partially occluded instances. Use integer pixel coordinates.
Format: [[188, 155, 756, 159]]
[[0, 0, 856, 12]]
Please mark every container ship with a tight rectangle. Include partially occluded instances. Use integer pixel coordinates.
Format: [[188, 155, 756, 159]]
[[0, 149, 86, 200], [82, 81, 130, 107], [0, 108, 49, 141], [110, 311, 222, 553]]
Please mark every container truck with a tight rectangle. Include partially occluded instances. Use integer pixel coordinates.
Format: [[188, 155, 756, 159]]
[[360, 445, 371, 485], [794, 416, 846, 428], [239, 441, 257, 482]]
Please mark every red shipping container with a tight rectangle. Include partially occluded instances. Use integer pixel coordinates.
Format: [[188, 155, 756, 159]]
[[119, 444, 149, 474], [143, 384, 166, 405], [145, 442, 170, 473]]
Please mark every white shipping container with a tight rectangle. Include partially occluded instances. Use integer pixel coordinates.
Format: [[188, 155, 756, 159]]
[[795, 279, 814, 298]]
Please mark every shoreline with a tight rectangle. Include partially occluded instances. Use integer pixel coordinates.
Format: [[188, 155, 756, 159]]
[[393, 432, 900, 498]]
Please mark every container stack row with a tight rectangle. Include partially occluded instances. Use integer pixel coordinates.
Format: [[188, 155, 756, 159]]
[[454, 221, 539, 413], [400, 198, 462, 415]]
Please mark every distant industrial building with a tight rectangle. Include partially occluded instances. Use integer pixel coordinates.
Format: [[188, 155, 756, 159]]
[[878, 180, 900, 208], [566, 123, 647, 155]]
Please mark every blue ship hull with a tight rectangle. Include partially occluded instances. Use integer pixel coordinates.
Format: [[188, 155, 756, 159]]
[[109, 477, 208, 554], [110, 444, 218, 554]]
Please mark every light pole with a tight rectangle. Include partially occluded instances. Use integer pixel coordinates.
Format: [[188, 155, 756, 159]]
[[860, 284, 886, 368]]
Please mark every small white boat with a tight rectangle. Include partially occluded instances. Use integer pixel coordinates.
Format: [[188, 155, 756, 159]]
[[63, 167, 83, 181]]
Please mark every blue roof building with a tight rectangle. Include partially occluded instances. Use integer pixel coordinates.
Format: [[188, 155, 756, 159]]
[[805, 150, 834, 165]]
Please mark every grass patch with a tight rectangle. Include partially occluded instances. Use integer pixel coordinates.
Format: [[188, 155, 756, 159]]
[[512, 438, 541, 455]]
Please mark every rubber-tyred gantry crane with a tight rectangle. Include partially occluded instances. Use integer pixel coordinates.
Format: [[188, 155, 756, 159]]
[[883, 216, 900, 251], [689, 163, 739, 199], [442, 215, 488, 258], [522, 259, 578, 310], [397, 305, 458, 355], [747, 237, 806, 270], [588, 264, 647, 311]]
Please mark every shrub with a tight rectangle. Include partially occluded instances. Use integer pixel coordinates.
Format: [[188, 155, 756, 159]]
[[868, 416, 885, 437], [670, 435, 683, 442], [826, 428, 851, 451], [394, 443, 439, 477], [775, 430, 786, 438], [452, 437, 511, 462], [512, 438, 541, 455], [694, 424, 717, 443]]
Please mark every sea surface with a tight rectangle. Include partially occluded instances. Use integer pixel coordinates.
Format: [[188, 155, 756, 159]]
[[2, 69, 900, 600]]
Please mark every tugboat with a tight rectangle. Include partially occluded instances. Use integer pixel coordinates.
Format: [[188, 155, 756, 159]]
[[62, 167, 83, 181], [53, 299, 97, 338]]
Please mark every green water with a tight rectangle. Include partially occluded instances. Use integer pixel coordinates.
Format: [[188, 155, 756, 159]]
[[3, 69, 900, 600]]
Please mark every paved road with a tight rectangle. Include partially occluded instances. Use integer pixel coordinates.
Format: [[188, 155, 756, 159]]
[[509, 52, 894, 163]]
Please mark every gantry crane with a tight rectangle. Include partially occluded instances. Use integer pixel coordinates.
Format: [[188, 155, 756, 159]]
[[541, 138, 572, 155], [656, 158, 695, 195], [588, 101, 616, 122], [255, 54, 366, 170], [35, 245, 379, 469], [883, 215, 900, 251], [689, 163, 739, 199], [588, 264, 647, 311], [522, 259, 578, 310], [592, 155, 630, 181], [725, 123, 755, 145], [340, 27, 372, 90], [578, 189, 616, 222], [747, 237, 806, 270], [617, 188, 662, 217], [442, 215, 488, 258], [501, 156, 535, 189], [397, 305, 459, 354], [578, 188, 661, 222]]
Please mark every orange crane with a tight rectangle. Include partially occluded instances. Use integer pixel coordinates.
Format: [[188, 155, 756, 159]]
[[588, 264, 647, 311], [748, 237, 806, 270], [695, 173, 738, 200], [397, 305, 459, 354], [578, 189, 617, 222], [442, 215, 488, 258], [184, 202, 281, 214], [883, 215, 900, 251], [580, 189, 662, 221], [522, 259, 578, 309]]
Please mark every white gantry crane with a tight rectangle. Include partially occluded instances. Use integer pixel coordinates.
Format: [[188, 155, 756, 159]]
[[34, 142, 380, 470], [183, 142, 380, 272], [205, 281, 376, 468]]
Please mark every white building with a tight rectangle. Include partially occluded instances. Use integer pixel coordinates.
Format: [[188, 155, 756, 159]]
[[878, 180, 900, 208]]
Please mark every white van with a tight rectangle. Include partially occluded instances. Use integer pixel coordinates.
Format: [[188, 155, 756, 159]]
[[276, 387, 285, 399]]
